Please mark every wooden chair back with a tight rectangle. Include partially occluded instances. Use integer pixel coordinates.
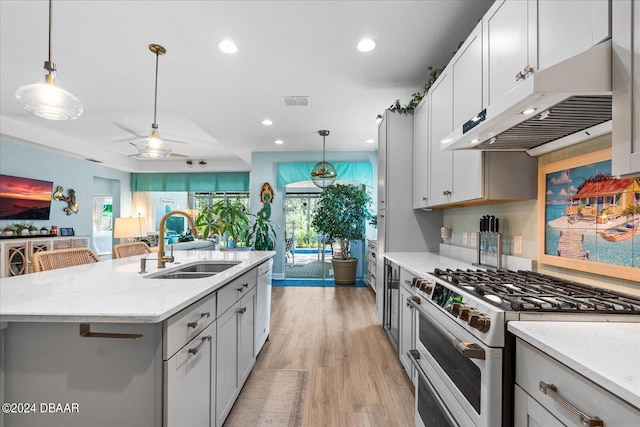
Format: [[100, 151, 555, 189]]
[[31, 247, 100, 272], [112, 242, 151, 259]]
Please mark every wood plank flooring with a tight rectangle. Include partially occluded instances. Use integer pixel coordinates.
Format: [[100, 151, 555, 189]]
[[253, 286, 415, 427]]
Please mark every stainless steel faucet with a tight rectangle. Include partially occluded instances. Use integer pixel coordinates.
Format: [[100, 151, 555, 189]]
[[157, 210, 199, 268]]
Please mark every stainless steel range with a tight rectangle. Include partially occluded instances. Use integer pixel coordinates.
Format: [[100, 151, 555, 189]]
[[407, 268, 640, 427]]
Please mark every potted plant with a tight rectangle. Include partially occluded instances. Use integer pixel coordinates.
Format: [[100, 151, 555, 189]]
[[246, 209, 277, 250], [14, 223, 30, 236], [3, 225, 16, 236], [194, 202, 222, 240], [199, 198, 250, 248], [28, 224, 38, 235], [311, 184, 372, 284], [40, 226, 49, 235]]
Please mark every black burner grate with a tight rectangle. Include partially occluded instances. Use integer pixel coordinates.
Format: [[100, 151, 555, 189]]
[[432, 268, 640, 313]]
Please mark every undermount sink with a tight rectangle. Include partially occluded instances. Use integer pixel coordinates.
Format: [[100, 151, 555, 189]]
[[144, 261, 241, 279]]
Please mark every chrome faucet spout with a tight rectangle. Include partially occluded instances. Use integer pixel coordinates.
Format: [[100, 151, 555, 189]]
[[157, 210, 199, 268]]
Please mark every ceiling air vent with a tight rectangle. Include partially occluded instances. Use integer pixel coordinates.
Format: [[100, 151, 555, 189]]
[[282, 96, 310, 107]]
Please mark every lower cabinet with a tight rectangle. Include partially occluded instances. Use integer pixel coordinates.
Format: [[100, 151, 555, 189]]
[[164, 323, 216, 427], [2, 261, 270, 427], [216, 286, 256, 427], [0, 236, 89, 277]]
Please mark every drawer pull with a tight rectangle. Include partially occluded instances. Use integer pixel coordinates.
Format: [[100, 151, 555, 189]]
[[539, 381, 603, 427], [187, 312, 210, 329], [188, 335, 212, 356], [237, 283, 249, 292], [79, 323, 142, 339]]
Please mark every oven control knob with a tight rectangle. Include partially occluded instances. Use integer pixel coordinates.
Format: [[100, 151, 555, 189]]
[[459, 307, 478, 322], [412, 277, 420, 287], [451, 303, 468, 317], [468, 313, 491, 333], [419, 280, 433, 293]]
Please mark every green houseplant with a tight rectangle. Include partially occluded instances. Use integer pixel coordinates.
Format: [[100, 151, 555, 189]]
[[246, 209, 277, 251], [195, 198, 250, 248], [311, 184, 372, 284]]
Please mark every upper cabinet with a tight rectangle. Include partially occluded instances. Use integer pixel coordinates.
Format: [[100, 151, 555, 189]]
[[612, 0, 640, 176], [428, 68, 454, 207], [412, 97, 429, 209], [483, 0, 537, 110]]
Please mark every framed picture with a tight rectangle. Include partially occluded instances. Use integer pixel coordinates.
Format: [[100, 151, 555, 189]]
[[60, 227, 74, 236], [537, 148, 640, 281]]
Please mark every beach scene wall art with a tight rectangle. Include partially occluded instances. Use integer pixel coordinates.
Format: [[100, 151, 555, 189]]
[[538, 149, 640, 281]]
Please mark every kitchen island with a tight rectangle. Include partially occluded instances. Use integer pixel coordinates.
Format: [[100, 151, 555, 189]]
[[0, 250, 275, 427]]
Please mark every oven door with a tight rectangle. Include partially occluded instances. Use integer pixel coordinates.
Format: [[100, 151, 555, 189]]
[[408, 297, 503, 427]]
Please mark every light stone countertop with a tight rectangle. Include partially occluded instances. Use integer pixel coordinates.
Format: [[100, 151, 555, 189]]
[[383, 252, 478, 277], [508, 321, 640, 409], [0, 250, 275, 324]]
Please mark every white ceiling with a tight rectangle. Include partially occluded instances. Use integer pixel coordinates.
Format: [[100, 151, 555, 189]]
[[0, 0, 493, 173]]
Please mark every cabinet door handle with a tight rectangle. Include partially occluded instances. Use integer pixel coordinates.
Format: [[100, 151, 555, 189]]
[[237, 282, 249, 292], [539, 381, 603, 427], [442, 190, 452, 196], [523, 64, 534, 76], [79, 323, 143, 339], [187, 312, 210, 329], [188, 335, 212, 355], [516, 71, 525, 81], [238, 307, 247, 315]]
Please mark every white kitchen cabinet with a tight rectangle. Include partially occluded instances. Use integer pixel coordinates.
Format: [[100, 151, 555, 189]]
[[216, 285, 256, 427], [483, 0, 609, 112], [164, 323, 215, 427], [612, 0, 640, 176], [376, 110, 442, 322], [412, 97, 429, 209], [367, 239, 378, 292], [483, 0, 536, 109], [398, 268, 417, 386], [429, 69, 454, 206], [515, 338, 640, 427]]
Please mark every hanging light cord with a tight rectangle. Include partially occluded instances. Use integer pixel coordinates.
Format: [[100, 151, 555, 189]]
[[152, 49, 159, 129], [322, 134, 326, 163], [45, 0, 54, 72]]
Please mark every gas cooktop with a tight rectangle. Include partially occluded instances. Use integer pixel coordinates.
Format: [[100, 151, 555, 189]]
[[431, 268, 640, 314]]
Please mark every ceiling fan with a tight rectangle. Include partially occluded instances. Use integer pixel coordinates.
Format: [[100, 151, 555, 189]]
[[125, 43, 186, 159], [127, 142, 188, 159]]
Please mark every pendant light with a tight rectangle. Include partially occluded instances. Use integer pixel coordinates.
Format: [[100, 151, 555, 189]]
[[135, 44, 171, 159], [311, 130, 337, 188], [15, 0, 83, 120]]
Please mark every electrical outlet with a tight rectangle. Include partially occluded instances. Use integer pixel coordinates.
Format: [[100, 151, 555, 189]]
[[471, 232, 477, 248], [462, 232, 468, 246], [514, 234, 523, 255]]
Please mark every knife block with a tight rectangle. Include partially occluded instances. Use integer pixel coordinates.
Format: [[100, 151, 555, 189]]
[[474, 232, 502, 269]]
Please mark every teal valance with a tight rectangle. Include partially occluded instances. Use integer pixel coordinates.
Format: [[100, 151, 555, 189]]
[[131, 172, 250, 192], [277, 162, 373, 188]]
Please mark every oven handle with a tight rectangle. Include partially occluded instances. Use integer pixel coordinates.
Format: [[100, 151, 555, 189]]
[[407, 297, 485, 361], [407, 349, 460, 427]]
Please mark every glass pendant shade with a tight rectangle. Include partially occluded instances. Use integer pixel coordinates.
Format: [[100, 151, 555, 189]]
[[311, 161, 337, 188], [15, 1, 83, 121], [311, 129, 337, 188], [135, 129, 172, 158]]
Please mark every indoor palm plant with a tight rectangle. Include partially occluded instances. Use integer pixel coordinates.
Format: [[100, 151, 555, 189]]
[[311, 184, 372, 284], [246, 209, 277, 251]]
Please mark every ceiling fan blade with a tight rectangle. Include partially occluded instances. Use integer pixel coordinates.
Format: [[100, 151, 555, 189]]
[[112, 122, 146, 139], [169, 153, 188, 158], [162, 138, 189, 144]]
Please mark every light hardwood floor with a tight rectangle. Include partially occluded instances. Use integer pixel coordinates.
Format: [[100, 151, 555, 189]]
[[253, 286, 415, 427]]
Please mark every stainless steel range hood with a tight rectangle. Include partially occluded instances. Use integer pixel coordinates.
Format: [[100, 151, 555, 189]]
[[441, 40, 612, 156]]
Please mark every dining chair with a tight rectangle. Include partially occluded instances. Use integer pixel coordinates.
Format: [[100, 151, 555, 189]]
[[31, 247, 100, 272], [112, 242, 152, 259]]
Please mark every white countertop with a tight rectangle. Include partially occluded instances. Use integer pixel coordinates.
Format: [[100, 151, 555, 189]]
[[383, 252, 477, 277], [508, 321, 640, 409], [0, 250, 275, 324]]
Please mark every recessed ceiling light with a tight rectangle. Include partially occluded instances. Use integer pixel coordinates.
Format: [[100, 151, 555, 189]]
[[274, 139, 284, 145], [469, 138, 480, 144], [366, 139, 375, 144], [520, 107, 537, 115], [357, 38, 376, 52], [218, 40, 238, 54], [261, 119, 273, 126]]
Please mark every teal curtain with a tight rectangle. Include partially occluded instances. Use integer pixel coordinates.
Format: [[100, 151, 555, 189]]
[[277, 162, 373, 188], [131, 172, 250, 192]]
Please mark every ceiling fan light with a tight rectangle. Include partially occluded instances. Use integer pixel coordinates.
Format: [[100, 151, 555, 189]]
[[136, 136, 171, 158]]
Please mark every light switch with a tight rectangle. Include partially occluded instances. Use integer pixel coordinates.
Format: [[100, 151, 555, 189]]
[[463, 232, 468, 246], [471, 232, 477, 248]]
